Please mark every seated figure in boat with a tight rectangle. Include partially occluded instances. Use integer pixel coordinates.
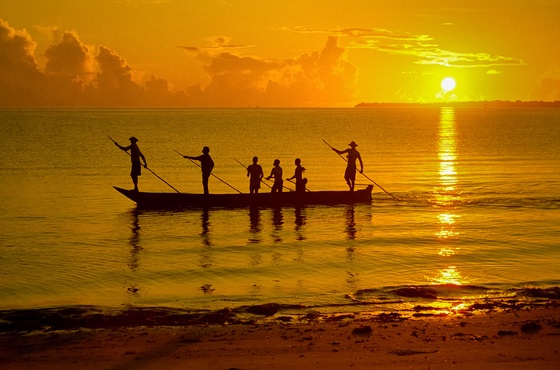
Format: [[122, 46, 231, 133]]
[[266, 159, 283, 193], [287, 158, 307, 193]]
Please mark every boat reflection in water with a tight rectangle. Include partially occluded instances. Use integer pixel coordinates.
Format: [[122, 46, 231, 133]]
[[125, 209, 143, 298], [271, 207, 284, 243], [248, 207, 262, 244], [431, 107, 469, 288], [294, 207, 306, 241], [345, 205, 357, 241], [200, 208, 211, 247], [246, 206, 307, 244], [119, 200, 377, 307]]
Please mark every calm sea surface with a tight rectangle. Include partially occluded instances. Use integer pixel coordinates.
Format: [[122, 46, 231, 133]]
[[0, 108, 559, 314]]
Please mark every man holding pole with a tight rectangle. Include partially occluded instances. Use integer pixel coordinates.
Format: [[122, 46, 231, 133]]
[[184, 146, 214, 195], [331, 141, 363, 191], [114, 137, 147, 192]]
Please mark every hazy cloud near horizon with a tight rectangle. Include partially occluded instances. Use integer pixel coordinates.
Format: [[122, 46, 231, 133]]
[[0, 19, 356, 107], [288, 26, 526, 69]]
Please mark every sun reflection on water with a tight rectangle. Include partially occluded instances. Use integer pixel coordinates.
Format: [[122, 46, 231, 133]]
[[430, 266, 464, 285], [431, 108, 470, 287], [433, 107, 460, 205]]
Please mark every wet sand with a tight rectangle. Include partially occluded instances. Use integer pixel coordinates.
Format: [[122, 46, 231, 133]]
[[1, 302, 559, 369]]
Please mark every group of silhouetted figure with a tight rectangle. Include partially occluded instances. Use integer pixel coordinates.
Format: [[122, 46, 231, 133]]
[[246, 156, 307, 194], [114, 137, 363, 194]]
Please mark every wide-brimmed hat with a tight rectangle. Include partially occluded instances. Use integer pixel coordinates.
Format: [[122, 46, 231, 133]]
[[348, 141, 358, 147], [129, 137, 139, 142]]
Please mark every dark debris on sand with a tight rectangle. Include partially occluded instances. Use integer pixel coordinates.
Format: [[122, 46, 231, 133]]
[[1, 294, 558, 334]]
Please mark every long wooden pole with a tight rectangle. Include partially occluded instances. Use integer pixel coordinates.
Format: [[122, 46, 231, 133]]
[[109, 136, 181, 193], [323, 139, 400, 201], [174, 150, 243, 194], [285, 178, 311, 192]]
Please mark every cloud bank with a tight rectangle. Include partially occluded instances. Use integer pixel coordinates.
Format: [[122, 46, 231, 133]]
[[0, 19, 356, 107], [178, 35, 356, 107], [0, 19, 187, 107], [2, 18, 557, 107]]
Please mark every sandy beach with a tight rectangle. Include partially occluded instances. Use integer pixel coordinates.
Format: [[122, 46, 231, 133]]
[[1, 302, 559, 370]]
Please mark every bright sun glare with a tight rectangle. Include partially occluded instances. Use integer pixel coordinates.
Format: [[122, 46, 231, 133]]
[[441, 77, 456, 92]]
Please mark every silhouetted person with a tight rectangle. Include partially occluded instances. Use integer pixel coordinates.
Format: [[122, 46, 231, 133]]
[[266, 159, 283, 193], [287, 158, 307, 193], [184, 146, 214, 195], [115, 136, 147, 192], [247, 156, 264, 194], [332, 141, 363, 191]]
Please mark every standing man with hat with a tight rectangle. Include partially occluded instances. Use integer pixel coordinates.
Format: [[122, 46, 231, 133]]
[[332, 141, 363, 191], [115, 137, 147, 192]]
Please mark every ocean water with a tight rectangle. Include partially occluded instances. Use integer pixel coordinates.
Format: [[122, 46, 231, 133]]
[[0, 108, 559, 314]]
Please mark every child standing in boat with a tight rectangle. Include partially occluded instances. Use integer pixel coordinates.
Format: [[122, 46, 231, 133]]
[[266, 159, 283, 193], [287, 158, 307, 192]]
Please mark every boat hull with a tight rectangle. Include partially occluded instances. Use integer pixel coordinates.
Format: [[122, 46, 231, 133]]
[[113, 186, 373, 209]]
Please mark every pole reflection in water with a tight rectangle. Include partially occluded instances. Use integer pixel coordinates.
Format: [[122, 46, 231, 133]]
[[199, 208, 213, 268], [344, 205, 359, 290], [128, 208, 143, 272], [126, 208, 143, 297], [431, 107, 467, 285]]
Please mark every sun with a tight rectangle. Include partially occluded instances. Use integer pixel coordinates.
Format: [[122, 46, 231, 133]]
[[441, 77, 456, 92]]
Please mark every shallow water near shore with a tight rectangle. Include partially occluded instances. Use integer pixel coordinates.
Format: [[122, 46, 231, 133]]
[[0, 108, 559, 314]]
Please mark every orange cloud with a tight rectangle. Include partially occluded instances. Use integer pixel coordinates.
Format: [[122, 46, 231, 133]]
[[287, 26, 432, 42], [42, 30, 95, 105], [45, 30, 93, 81], [0, 19, 187, 107], [0, 19, 43, 106], [93, 46, 144, 105], [182, 36, 356, 107], [176, 36, 253, 56]]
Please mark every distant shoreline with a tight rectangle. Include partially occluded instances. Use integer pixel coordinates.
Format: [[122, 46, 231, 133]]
[[355, 100, 560, 108], [1, 101, 559, 109]]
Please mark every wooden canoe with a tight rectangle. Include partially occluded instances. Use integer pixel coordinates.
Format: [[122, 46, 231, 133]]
[[114, 185, 373, 209]]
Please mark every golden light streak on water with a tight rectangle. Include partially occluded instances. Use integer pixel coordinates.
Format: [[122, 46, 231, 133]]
[[431, 266, 464, 285], [435, 107, 459, 201], [432, 108, 469, 286]]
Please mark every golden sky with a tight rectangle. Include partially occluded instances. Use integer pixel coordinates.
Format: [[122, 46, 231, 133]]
[[1, 0, 559, 107]]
